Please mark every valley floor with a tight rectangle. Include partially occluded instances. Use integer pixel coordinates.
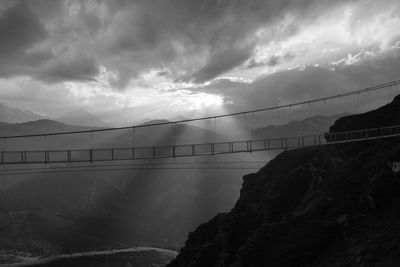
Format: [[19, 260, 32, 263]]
[[0, 247, 177, 267]]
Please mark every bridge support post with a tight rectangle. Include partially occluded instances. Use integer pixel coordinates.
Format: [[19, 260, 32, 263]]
[[247, 141, 252, 152]]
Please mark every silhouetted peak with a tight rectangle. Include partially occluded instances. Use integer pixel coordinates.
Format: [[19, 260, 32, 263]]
[[57, 108, 107, 127], [393, 94, 400, 103], [0, 102, 43, 123], [329, 94, 400, 133], [19, 119, 67, 127]]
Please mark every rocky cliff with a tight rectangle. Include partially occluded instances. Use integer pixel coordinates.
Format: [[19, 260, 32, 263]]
[[167, 96, 400, 267]]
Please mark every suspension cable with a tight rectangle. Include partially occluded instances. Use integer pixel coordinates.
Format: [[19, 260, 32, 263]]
[[1, 80, 399, 140]]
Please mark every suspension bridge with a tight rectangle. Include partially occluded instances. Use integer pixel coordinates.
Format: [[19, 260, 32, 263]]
[[1, 80, 400, 174]]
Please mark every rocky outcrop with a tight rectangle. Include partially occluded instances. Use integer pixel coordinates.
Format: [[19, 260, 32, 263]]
[[167, 96, 400, 267]]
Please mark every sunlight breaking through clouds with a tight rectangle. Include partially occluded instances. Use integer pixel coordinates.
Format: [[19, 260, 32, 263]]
[[63, 66, 225, 123]]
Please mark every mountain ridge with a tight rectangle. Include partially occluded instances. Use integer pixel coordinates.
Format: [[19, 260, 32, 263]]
[[0, 102, 43, 123], [56, 108, 108, 127], [167, 96, 400, 266]]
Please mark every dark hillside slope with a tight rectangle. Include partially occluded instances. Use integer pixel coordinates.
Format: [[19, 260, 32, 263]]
[[167, 96, 400, 267], [330, 94, 400, 132]]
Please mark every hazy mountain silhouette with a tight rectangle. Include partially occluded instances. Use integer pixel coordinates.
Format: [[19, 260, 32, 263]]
[[253, 114, 349, 138], [0, 119, 95, 136], [0, 102, 43, 123], [57, 108, 108, 127]]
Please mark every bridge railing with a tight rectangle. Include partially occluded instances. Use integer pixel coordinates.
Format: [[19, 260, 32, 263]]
[[324, 125, 400, 142], [1, 125, 400, 165]]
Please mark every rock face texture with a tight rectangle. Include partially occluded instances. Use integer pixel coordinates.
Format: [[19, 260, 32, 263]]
[[167, 96, 400, 267]]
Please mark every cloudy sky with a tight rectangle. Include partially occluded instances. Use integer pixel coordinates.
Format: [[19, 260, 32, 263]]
[[1, 0, 400, 124]]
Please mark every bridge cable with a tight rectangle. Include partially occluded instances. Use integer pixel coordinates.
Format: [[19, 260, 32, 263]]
[[214, 117, 217, 143], [132, 126, 136, 147], [368, 90, 372, 111], [2, 80, 400, 140], [252, 111, 255, 139], [277, 106, 283, 137], [388, 82, 393, 102]]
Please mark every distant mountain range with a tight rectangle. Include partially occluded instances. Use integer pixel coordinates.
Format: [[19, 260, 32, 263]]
[[0, 102, 43, 123], [0, 102, 108, 128], [0, 119, 95, 137], [56, 108, 108, 127], [252, 114, 350, 138]]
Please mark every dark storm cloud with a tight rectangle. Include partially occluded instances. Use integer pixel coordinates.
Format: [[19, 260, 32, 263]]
[[0, 1, 47, 72], [173, 0, 358, 83], [39, 53, 99, 83], [0, 1, 46, 56], [0, 0, 356, 86], [0, 0, 100, 82]]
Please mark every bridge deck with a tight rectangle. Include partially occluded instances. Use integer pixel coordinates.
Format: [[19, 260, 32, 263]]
[[1, 125, 400, 165]]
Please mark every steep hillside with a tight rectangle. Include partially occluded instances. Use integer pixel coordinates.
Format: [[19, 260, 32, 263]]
[[330, 95, 400, 132], [167, 96, 400, 267]]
